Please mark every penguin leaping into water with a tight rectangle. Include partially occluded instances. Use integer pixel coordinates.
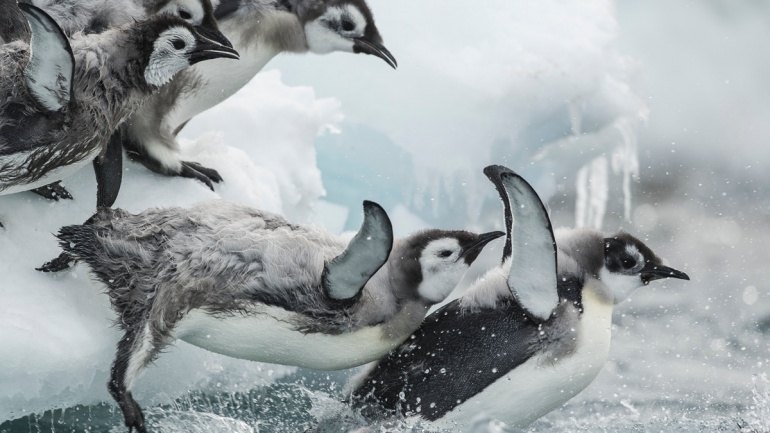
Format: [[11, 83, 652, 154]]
[[0, 4, 238, 228], [55, 200, 501, 432], [347, 165, 690, 431], [119, 0, 396, 189]]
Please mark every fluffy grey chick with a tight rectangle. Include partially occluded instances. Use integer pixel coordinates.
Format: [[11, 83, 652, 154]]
[[119, 0, 396, 189], [21, 0, 226, 38], [347, 165, 690, 431], [55, 200, 501, 433], [0, 5, 238, 226]]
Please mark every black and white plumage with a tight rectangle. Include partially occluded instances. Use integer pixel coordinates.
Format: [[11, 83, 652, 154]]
[[55, 200, 501, 432], [347, 165, 690, 431], [119, 0, 396, 189], [0, 5, 238, 222]]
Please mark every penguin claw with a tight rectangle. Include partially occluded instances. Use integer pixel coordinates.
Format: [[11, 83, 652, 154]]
[[36, 252, 75, 272], [179, 161, 222, 191], [31, 181, 73, 201]]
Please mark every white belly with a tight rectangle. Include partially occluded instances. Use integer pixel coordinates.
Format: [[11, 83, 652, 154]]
[[0, 147, 99, 196], [174, 305, 404, 370], [428, 281, 614, 430], [164, 36, 280, 131]]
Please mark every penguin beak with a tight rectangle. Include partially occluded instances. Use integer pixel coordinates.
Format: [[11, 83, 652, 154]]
[[189, 26, 239, 64], [459, 231, 505, 264], [640, 262, 690, 285], [353, 37, 398, 69]]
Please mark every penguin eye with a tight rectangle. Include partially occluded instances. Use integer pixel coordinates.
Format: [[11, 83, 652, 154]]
[[341, 19, 355, 32], [438, 250, 453, 258], [622, 257, 636, 269], [179, 9, 192, 20], [171, 38, 186, 50]]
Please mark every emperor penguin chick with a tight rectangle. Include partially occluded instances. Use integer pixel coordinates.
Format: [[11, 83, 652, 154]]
[[120, 0, 397, 189], [347, 165, 690, 431], [56, 200, 501, 433], [21, 0, 227, 40], [0, 4, 238, 222]]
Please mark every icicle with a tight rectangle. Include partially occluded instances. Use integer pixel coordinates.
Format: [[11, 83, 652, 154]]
[[611, 118, 640, 221], [575, 156, 608, 229]]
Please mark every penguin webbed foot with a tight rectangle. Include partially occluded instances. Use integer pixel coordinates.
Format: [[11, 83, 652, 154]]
[[36, 252, 75, 272], [119, 393, 147, 433], [179, 161, 222, 191], [31, 181, 73, 201]]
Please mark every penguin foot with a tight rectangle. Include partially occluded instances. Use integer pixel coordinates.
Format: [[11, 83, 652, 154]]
[[31, 181, 73, 201], [36, 252, 75, 272], [179, 161, 222, 191], [121, 396, 147, 433]]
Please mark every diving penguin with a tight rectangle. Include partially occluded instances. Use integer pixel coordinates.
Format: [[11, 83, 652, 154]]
[[118, 0, 397, 189], [347, 165, 690, 431], [54, 200, 502, 433], [0, 3, 238, 227]]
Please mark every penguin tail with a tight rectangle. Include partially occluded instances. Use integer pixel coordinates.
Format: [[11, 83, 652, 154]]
[[56, 223, 99, 263]]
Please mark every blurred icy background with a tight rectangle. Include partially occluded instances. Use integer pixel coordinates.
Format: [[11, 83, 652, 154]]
[[1, 0, 769, 431]]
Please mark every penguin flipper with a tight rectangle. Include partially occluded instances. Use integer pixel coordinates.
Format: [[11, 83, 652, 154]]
[[487, 166, 558, 322], [93, 130, 124, 208], [322, 201, 393, 302], [19, 3, 74, 113]]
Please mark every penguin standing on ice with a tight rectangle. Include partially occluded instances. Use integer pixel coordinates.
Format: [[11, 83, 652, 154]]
[[347, 165, 690, 431], [0, 3, 238, 228], [13, 0, 232, 195], [118, 0, 397, 189], [54, 200, 502, 432]]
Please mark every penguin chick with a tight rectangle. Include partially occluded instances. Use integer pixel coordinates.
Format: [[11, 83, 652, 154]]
[[0, 5, 238, 220], [55, 200, 501, 433], [21, 0, 226, 39], [347, 165, 690, 431], [119, 0, 396, 189]]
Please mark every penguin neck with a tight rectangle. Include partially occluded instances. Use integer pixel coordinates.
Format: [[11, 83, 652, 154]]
[[223, 6, 308, 54], [70, 31, 150, 125]]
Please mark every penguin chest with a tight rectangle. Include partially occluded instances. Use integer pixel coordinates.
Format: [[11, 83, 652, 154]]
[[432, 282, 614, 430], [174, 305, 404, 370], [164, 39, 281, 131]]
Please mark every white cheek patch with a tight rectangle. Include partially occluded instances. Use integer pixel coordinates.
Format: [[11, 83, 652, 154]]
[[305, 6, 360, 54], [417, 265, 466, 304], [342, 4, 367, 35], [416, 238, 466, 303], [625, 245, 645, 272], [600, 267, 643, 304], [145, 27, 196, 87]]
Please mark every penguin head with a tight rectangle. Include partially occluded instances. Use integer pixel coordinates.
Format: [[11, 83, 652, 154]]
[[295, 0, 397, 68], [390, 230, 504, 304], [140, 16, 239, 87], [152, 0, 233, 49], [601, 232, 689, 304]]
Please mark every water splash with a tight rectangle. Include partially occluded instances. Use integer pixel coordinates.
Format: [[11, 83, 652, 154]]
[[738, 374, 770, 433]]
